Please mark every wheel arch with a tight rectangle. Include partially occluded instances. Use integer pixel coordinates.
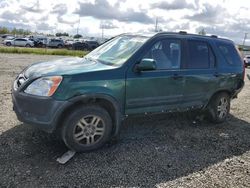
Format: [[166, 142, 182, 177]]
[[55, 94, 123, 137], [205, 89, 232, 108]]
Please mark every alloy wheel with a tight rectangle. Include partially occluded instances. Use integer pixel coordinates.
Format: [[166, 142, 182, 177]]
[[73, 115, 105, 146], [217, 97, 229, 119]]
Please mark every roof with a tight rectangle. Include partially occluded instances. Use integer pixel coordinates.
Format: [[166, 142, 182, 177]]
[[122, 31, 233, 43]]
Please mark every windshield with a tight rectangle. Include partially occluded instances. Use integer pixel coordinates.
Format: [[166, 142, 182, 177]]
[[85, 35, 149, 66]]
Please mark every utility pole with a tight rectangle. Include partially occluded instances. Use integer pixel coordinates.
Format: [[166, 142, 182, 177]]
[[243, 33, 248, 47], [155, 17, 158, 32], [102, 25, 104, 40], [100, 21, 104, 40], [76, 18, 80, 35]]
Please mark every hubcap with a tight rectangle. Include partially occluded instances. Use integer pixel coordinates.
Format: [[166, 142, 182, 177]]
[[73, 115, 105, 146], [217, 97, 229, 119]]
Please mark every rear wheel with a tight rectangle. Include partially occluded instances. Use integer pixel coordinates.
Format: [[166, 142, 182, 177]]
[[61, 105, 112, 152], [25, 44, 31, 47], [207, 93, 230, 123], [57, 44, 63, 48], [6, 42, 11, 46]]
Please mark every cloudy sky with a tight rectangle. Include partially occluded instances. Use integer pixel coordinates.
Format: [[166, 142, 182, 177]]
[[0, 0, 250, 44]]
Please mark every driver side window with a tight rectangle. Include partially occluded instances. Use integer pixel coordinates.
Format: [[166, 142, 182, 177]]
[[143, 39, 181, 70]]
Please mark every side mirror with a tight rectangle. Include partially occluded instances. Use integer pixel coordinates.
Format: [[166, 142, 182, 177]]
[[135, 58, 156, 72]]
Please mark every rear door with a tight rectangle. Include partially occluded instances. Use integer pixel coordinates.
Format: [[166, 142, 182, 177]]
[[181, 39, 218, 108], [125, 37, 185, 114], [50, 39, 55, 47]]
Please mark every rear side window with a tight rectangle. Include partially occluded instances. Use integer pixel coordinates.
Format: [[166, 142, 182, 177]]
[[217, 42, 242, 66], [186, 40, 214, 69]]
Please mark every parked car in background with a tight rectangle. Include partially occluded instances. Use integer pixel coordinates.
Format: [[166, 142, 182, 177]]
[[1, 34, 14, 40], [67, 41, 89, 51], [1, 35, 14, 44], [12, 32, 245, 152], [47, 39, 64, 48], [85, 40, 99, 50], [244, 55, 250, 67], [29, 38, 47, 48], [4, 38, 34, 47], [64, 40, 74, 49], [5, 36, 15, 41]]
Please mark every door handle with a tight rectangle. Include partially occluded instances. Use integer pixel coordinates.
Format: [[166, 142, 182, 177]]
[[214, 72, 235, 77], [172, 74, 183, 80], [230, 73, 236, 77], [214, 72, 221, 77]]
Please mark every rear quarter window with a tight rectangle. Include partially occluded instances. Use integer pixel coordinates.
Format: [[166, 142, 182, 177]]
[[216, 42, 242, 66]]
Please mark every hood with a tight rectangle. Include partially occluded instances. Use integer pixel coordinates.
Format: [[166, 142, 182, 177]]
[[24, 57, 117, 78]]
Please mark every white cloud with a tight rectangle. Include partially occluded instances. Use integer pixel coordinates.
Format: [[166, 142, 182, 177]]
[[0, 0, 249, 44]]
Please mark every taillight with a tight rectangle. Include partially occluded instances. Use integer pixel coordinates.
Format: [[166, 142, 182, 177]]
[[236, 47, 245, 80], [243, 62, 245, 80]]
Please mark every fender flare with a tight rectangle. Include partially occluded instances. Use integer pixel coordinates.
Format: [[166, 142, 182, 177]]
[[57, 93, 123, 137]]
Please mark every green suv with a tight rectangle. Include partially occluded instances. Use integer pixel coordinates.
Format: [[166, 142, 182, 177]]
[[12, 32, 245, 152]]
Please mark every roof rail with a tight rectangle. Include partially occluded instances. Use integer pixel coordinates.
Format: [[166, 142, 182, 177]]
[[179, 31, 187, 34], [211, 35, 218, 38]]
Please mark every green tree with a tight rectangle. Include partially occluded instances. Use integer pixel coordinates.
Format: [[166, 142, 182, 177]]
[[56, 32, 69, 37], [73, 34, 82, 38], [198, 28, 206, 36], [0, 27, 9, 34]]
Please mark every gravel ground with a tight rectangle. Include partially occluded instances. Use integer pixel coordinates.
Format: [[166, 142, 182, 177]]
[[0, 53, 250, 188]]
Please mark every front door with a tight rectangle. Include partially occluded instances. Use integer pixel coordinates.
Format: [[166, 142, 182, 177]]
[[14, 39, 21, 46], [125, 38, 185, 115]]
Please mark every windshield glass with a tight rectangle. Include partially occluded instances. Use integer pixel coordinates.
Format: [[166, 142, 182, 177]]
[[85, 35, 149, 66]]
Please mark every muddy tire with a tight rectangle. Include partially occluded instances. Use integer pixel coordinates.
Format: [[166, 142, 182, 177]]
[[61, 105, 112, 152], [207, 93, 230, 123]]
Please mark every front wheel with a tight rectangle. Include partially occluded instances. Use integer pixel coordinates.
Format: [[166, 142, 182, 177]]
[[207, 93, 230, 123], [61, 105, 112, 152]]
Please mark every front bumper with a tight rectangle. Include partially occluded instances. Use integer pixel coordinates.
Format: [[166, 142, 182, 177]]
[[12, 91, 70, 133]]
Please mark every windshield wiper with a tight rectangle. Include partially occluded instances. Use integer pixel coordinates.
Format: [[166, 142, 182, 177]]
[[84, 57, 98, 63], [84, 57, 117, 66]]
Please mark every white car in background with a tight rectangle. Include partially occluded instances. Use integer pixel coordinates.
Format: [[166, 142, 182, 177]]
[[4, 38, 34, 47]]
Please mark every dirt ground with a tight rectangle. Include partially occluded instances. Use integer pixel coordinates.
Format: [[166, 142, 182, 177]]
[[0, 53, 250, 188]]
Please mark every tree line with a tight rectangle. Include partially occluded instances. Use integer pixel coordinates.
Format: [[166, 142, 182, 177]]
[[0, 27, 31, 35], [0, 27, 82, 38]]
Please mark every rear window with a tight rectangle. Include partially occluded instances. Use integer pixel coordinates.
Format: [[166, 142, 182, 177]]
[[217, 42, 242, 66]]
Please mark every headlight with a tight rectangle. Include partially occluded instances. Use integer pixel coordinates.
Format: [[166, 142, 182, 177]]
[[24, 76, 62, 97]]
